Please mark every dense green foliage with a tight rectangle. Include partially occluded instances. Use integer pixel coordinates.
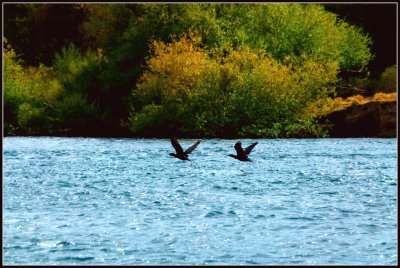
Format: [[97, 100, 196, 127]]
[[4, 3, 390, 137]]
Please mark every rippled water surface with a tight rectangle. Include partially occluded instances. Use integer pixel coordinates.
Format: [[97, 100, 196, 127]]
[[3, 137, 398, 264]]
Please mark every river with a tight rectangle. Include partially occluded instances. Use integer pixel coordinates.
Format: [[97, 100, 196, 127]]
[[3, 137, 397, 264]]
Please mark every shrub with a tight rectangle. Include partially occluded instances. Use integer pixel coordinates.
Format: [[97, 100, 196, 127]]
[[17, 103, 47, 133], [378, 65, 397, 93], [128, 104, 168, 137], [54, 92, 100, 134], [52, 44, 120, 135], [3, 38, 61, 135], [3, 38, 25, 131], [237, 4, 372, 72], [130, 35, 338, 137]]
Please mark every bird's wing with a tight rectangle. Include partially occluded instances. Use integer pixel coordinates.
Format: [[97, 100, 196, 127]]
[[244, 142, 258, 155], [171, 138, 184, 155], [234, 141, 245, 157], [185, 140, 201, 154]]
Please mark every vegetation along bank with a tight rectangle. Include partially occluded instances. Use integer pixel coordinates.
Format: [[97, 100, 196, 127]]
[[3, 4, 397, 138]]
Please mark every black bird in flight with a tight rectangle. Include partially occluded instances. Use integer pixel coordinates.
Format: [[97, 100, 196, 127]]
[[169, 138, 201, 161], [228, 141, 258, 161]]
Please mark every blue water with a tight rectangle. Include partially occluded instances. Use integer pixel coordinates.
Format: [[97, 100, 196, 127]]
[[2, 137, 398, 265]]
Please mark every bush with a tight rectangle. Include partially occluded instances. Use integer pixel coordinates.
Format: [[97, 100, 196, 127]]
[[3, 38, 61, 135], [378, 65, 397, 93], [53, 92, 100, 135], [53, 44, 104, 96], [129, 35, 338, 137], [53, 44, 119, 135], [128, 104, 168, 137], [130, 34, 219, 136], [3, 38, 25, 131], [234, 4, 372, 72], [17, 103, 47, 133]]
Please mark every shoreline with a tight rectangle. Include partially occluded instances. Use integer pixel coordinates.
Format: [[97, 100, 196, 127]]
[[5, 97, 396, 139], [4, 135, 396, 139]]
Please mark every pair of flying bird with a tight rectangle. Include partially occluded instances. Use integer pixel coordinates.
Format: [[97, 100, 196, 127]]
[[169, 138, 258, 161]]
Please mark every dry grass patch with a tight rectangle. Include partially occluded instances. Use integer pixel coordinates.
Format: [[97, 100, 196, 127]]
[[306, 92, 397, 116]]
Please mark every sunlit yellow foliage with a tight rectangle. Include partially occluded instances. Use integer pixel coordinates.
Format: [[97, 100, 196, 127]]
[[4, 38, 25, 100], [224, 49, 338, 117], [137, 34, 218, 103], [3, 38, 62, 134], [4, 38, 62, 103], [131, 33, 339, 137], [221, 46, 263, 72]]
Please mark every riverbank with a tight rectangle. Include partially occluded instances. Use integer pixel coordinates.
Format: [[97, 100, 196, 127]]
[[319, 93, 397, 138], [4, 93, 397, 139]]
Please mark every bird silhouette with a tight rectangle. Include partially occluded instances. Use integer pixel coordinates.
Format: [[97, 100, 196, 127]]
[[228, 141, 258, 161], [169, 138, 201, 161]]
